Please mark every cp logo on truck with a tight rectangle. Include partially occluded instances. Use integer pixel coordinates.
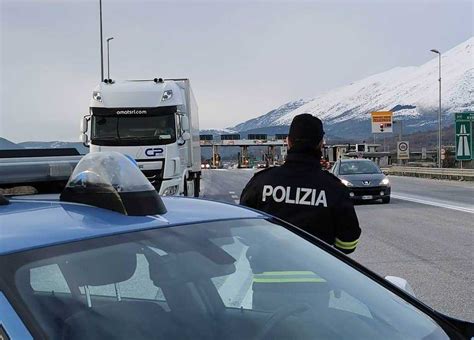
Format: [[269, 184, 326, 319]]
[[145, 148, 164, 157]]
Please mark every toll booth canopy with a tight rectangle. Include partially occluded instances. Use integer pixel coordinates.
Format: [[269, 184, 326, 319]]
[[248, 134, 267, 140], [221, 134, 240, 140], [275, 134, 288, 140], [199, 134, 213, 141]]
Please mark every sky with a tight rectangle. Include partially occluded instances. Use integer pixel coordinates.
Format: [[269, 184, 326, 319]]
[[0, 0, 472, 142]]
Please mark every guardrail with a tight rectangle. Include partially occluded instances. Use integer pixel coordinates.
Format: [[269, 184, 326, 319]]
[[384, 166, 474, 181], [0, 155, 82, 185]]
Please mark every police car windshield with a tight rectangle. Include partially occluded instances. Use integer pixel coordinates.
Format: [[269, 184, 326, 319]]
[[4, 219, 450, 340], [339, 160, 382, 175], [91, 113, 176, 146]]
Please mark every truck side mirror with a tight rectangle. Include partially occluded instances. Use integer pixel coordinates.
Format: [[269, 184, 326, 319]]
[[80, 117, 89, 133], [182, 132, 191, 141], [181, 116, 190, 131], [80, 133, 89, 146]]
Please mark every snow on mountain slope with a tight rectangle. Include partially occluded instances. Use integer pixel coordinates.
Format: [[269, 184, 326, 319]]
[[268, 37, 474, 127], [229, 99, 308, 132]]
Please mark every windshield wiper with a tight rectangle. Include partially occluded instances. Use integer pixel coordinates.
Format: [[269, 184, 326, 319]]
[[120, 136, 154, 141], [94, 136, 120, 141]]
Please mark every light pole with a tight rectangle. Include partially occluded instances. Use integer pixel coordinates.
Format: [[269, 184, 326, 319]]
[[430, 49, 442, 168], [107, 37, 114, 80], [99, 0, 104, 81]]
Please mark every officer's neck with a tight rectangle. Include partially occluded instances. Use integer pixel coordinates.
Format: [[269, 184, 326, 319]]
[[286, 148, 322, 164]]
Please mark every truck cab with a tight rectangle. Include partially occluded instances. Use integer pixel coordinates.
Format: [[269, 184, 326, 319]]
[[81, 78, 201, 196]]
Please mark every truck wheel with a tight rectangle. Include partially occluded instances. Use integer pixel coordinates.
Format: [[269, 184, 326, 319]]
[[193, 177, 200, 197], [382, 196, 391, 204], [183, 178, 190, 197]]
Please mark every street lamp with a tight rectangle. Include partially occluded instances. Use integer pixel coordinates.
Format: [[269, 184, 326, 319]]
[[99, 0, 104, 82], [430, 48, 442, 168], [107, 37, 114, 80]]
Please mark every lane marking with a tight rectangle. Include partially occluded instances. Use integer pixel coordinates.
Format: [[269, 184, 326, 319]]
[[229, 191, 240, 204], [391, 194, 474, 214]]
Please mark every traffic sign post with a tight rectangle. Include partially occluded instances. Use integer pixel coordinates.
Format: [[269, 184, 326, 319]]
[[397, 141, 410, 160], [455, 112, 473, 161]]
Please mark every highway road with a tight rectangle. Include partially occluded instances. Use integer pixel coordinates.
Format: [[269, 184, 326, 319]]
[[201, 169, 474, 321]]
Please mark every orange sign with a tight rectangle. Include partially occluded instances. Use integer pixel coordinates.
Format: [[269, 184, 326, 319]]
[[371, 111, 393, 133]]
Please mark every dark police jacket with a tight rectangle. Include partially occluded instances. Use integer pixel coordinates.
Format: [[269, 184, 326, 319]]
[[240, 151, 361, 253]]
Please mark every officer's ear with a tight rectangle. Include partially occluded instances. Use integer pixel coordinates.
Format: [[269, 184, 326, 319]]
[[287, 136, 293, 149], [317, 140, 323, 150]]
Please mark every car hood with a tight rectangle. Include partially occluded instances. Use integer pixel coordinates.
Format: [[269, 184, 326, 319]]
[[339, 173, 385, 187]]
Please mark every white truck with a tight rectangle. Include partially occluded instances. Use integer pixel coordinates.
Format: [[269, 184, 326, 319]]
[[80, 78, 201, 197]]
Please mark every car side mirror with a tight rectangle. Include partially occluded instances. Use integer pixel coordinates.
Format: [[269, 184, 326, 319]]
[[385, 276, 416, 297]]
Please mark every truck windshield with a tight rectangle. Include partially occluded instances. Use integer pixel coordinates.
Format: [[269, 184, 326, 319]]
[[91, 110, 176, 146]]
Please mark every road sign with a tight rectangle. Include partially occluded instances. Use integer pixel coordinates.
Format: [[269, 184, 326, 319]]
[[421, 147, 427, 160], [455, 112, 473, 161], [397, 141, 410, 160], [371, 111, 393, 133]]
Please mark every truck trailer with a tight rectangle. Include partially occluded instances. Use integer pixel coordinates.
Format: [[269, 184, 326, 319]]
[[80, 78, 201, 197]]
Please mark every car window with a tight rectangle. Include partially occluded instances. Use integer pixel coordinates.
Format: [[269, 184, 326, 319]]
[[339, 161, 381, 175], [30, 264, 71, 294], [7, 219, 451, 340], [77, 254, 166, 302]]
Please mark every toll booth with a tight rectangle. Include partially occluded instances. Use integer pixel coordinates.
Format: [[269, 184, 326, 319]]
[[212, 152, 221, 168], [238, 149, 250, 168], [328, 144, 384, 164], [328, 145, 350, 163]]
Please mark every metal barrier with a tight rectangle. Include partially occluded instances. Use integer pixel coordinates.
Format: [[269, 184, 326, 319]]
[[0, 156, 82, 185], [384, 166, 474, 181]]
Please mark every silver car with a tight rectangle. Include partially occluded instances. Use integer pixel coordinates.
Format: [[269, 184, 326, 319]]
[[331, 159, 391, 203]]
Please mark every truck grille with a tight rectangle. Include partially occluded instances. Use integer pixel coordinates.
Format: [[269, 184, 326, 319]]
[[141, 169, 164, 189]]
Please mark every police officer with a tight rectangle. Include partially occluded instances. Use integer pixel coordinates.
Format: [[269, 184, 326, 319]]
[[240, 113, 361, 254]]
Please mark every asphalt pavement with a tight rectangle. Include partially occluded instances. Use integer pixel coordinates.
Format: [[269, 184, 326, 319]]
[[200, 168, 474, 321]]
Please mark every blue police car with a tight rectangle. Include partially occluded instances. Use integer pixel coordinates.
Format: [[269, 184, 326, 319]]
[[0, 153, 472, 339]]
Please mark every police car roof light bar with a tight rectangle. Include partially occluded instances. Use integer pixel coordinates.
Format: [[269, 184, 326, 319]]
[[60, 152, 167, 216]]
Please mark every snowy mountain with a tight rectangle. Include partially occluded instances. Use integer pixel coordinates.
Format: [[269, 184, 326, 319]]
[[230, 99, 308, 132], [19, 141, 88, 154], [229, 37, 473, 139], [0, 138, 23, 150]]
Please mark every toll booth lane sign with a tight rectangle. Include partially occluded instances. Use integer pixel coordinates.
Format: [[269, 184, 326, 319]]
[[371, 111, 393, 133], [455, 112, 473, 161], [397, 141, 410, 160]]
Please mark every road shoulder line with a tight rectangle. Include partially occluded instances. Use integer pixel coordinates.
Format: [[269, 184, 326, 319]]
[[391, 194, 474, 215]]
